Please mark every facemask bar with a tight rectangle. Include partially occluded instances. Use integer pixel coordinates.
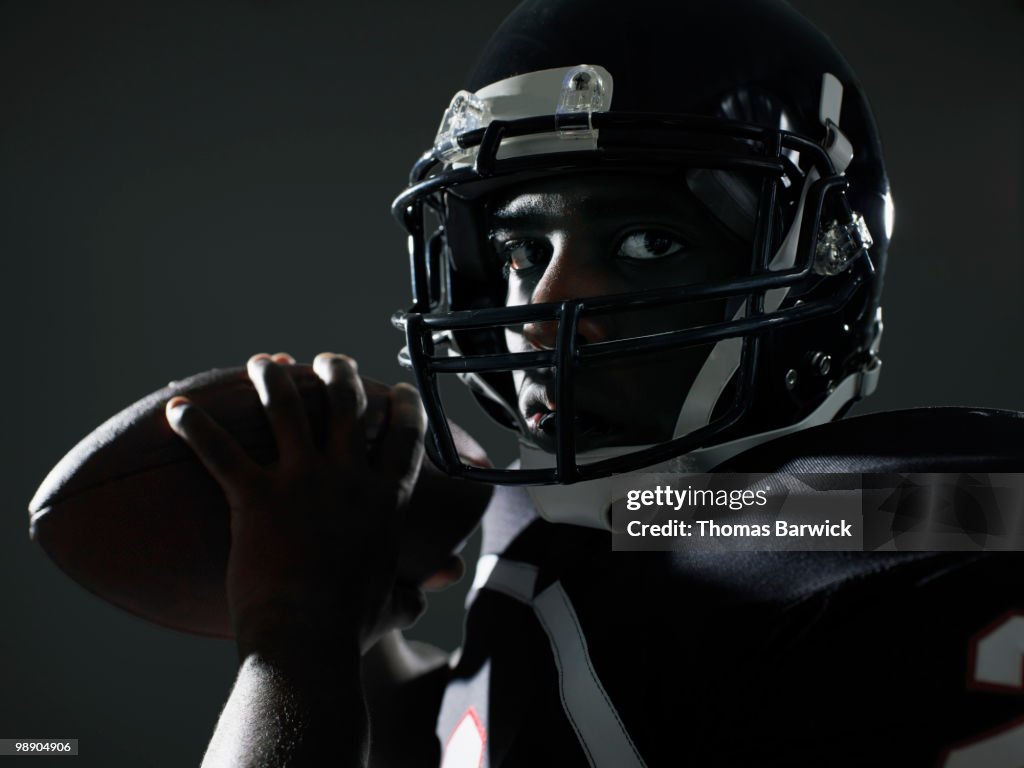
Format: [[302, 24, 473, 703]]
[[392, 113, 874, 485]]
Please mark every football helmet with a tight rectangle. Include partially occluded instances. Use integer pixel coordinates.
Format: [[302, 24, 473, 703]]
[[392, 0, 892, 500]]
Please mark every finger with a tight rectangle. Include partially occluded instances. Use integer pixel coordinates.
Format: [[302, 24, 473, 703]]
[[364, 391, 389, 444], [270, 352, 295, 365], [376, 383, 426, 492], [165, 396, 256, 491], [358, 378, 391, 444], [247, 354, 314, 462], [313, 352, 367, 464]]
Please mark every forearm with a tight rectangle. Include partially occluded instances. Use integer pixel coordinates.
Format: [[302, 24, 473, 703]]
[[203, 635, 367, 768]]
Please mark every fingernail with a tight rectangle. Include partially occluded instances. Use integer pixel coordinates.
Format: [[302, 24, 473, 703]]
[[272, 352, 295, 364], [247, 355, 271, 376], [165, 397, 190, 427], [247, 353, 271, 369]]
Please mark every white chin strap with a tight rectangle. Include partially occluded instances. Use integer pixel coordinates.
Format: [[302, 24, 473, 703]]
[[522, 365, 878, 529]]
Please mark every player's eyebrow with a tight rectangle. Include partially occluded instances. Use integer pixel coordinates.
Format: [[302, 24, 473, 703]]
[[490, 193, 571, 226], [491, 190, 679, 227]]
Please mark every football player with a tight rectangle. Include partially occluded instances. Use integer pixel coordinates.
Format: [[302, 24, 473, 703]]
[[168, 0, 1024, 765]]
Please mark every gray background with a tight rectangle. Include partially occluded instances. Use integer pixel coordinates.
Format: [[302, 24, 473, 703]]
[[3, 1, 1021, 765]]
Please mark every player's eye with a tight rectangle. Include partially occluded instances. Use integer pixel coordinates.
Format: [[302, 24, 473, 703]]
[[616, 230, 688, 261], [497, 239, 551, 278]]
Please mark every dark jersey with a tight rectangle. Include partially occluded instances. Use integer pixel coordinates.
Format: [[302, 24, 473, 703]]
[[436, 484, 1024, 767]]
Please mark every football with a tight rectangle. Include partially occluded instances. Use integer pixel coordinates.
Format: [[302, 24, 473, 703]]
[[28, 366, 492, 639]]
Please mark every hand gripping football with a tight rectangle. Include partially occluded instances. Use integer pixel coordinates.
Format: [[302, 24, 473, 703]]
[[28, 366, 492, 638]]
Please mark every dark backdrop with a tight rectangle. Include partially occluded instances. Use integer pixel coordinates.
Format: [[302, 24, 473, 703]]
[[3, 1, 1021, 765]]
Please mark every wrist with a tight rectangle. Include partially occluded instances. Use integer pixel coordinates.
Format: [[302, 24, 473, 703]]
[[215, 637, 369, 766]]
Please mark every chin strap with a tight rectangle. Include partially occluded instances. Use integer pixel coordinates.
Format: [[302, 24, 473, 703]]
[[522, 366, 876, 530]]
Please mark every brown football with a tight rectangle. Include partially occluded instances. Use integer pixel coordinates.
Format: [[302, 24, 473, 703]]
[[28, 366, 492, 639]]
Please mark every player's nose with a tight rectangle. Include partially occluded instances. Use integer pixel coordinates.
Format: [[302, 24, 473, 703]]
[[522, 239, 613, 350]]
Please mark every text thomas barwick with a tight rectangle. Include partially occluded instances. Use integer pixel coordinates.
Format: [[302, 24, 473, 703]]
[[626, 519, 854, 538]]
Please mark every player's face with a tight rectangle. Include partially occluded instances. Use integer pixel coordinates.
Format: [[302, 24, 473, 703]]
[[488, 171, 750, 454]]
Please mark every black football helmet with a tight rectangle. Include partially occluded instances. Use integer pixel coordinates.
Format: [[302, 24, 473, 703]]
[[392, 0, 891, 493]]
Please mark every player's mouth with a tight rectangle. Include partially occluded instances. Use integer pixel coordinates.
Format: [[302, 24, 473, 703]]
[[526, 400, 557, 437], [530, 411, 557, 433], [524, 398, 614, 449]]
